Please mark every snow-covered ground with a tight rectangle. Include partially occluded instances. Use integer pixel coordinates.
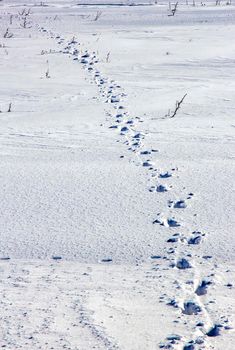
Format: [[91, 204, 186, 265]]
[[0, 0, 234, 349]]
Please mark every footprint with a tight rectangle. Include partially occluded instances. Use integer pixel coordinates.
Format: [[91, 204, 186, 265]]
[[120, 126, 130, 134], [176, 258, 191, 269], [195, 280, 212, 296], [153, 217, 180, 227], [206, 324, 221, 337], [173, 200, 187, 209], [183, 343, 195, 350], [133, 132, 145, 140], [101, 258, 112, 263], [109, 125, 118, 129], [182, 301, 201, 315], [52, 256, 62, 260], [159, 334, 182, 349], [116, 113, 123, 119], [159, 172, 172, 179], [81, 52, 90, 58], [165, 218, 181, 227], [188, 235, 202, 245], [149, 184, 169, 193], [166, 334, 181, 341], [167, 234, 179, 243], [188, 231, 205, 245], [143, 160, 154, 167], [126, 120, 134, 125], [140, 150, 151, 155], [81, 58, 89, 64], [157, 184, 169, 192], [110, 96, 120, 103]]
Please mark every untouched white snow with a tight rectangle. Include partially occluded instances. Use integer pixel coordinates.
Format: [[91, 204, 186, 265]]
[[0, 0, 234, 349]]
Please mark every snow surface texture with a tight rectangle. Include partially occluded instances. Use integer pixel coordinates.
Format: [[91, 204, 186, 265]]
[[0, 0, 234, 349]]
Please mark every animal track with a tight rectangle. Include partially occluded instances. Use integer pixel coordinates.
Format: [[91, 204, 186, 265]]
[[153, 217, 181, 227], [176, 258, 192, 269], [182, 301, 202, 315], [159, 171, 172, 179], [149, 184, 170, 193], [195, 279, 212, 296], [36, 25, 227, 349]]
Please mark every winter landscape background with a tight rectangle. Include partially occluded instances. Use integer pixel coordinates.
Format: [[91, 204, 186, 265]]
[[0, 0, 234, 349]]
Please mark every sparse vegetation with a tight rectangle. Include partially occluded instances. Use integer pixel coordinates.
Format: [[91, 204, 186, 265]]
[[3, 28, 13, 38], [168, 2, 178, 16], [165, 94, 187, 118], [94, 11, 102, 21], [106, 51, 110, 63], [45, 60, 50, 78], [18, 8, 32, 29], [7, 103, 12, 113]]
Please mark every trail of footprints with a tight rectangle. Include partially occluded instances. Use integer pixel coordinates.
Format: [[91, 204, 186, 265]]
[[36, 25, 231, 349]]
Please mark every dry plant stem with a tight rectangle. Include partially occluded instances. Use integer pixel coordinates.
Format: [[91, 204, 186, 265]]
[[3, 28, 13, 38], [7, 103, 12, 113], [94, 11, 102, 21], [106, 52, 110, 63], [168, 2, 178, 16], [170, 93, 187, 118]]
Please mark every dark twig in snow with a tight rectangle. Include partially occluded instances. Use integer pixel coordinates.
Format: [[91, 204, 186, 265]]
[[168, 93, 187, 118]]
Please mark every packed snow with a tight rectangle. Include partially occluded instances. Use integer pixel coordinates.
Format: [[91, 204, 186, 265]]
[[0, 0, 234, 349]]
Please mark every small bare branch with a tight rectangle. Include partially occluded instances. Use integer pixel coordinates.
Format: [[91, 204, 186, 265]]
[[45, 68, 50, 78], [20, 16, 32, 28], [9, 15, 13, 25], [7, 103, 12, 113], [3, 28, 13, 38], [167, 93, 187, 118], [106, 51, 110, 63], [168, 2, 178, 16], [94, 11, 102, 21]]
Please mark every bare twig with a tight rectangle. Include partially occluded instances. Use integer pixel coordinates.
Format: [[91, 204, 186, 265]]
[[94, 11, 102, 21], [18, 8, 31, 17], [20, 17, 32, 28], [168, 93, 187, 118], [106, 51, 110, 63], [45, 60, 50, 78], [3, 28, 13, 38], [45, 68, 50, 78], [7, 103, 12, 112], [168, 2, 178, 16]]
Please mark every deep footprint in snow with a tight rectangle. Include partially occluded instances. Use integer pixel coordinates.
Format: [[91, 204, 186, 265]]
[[188, 236, 202, 245], [110, 96, 120, 103], [159, 334, 182, 349], [159, 171, 172, 179], [182, 301, 202, 315], [133, 132, 145, 140], [195, 279, 212, 296], [183, 343, 196, 350], [140, 150, 151, 155], [206, 324, 221, 337], [173, 200, 187, 208], [188, 231, 205, 245], [176, 258, 192, 269], [153, 217, 181, 227], [149, 184, 170, 193], [168, 199, 187, 208], [167, 233, 180, 243], [143, 160, 154, 167], [120, 126, 130, 134], [101, 258, 113, 263]]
